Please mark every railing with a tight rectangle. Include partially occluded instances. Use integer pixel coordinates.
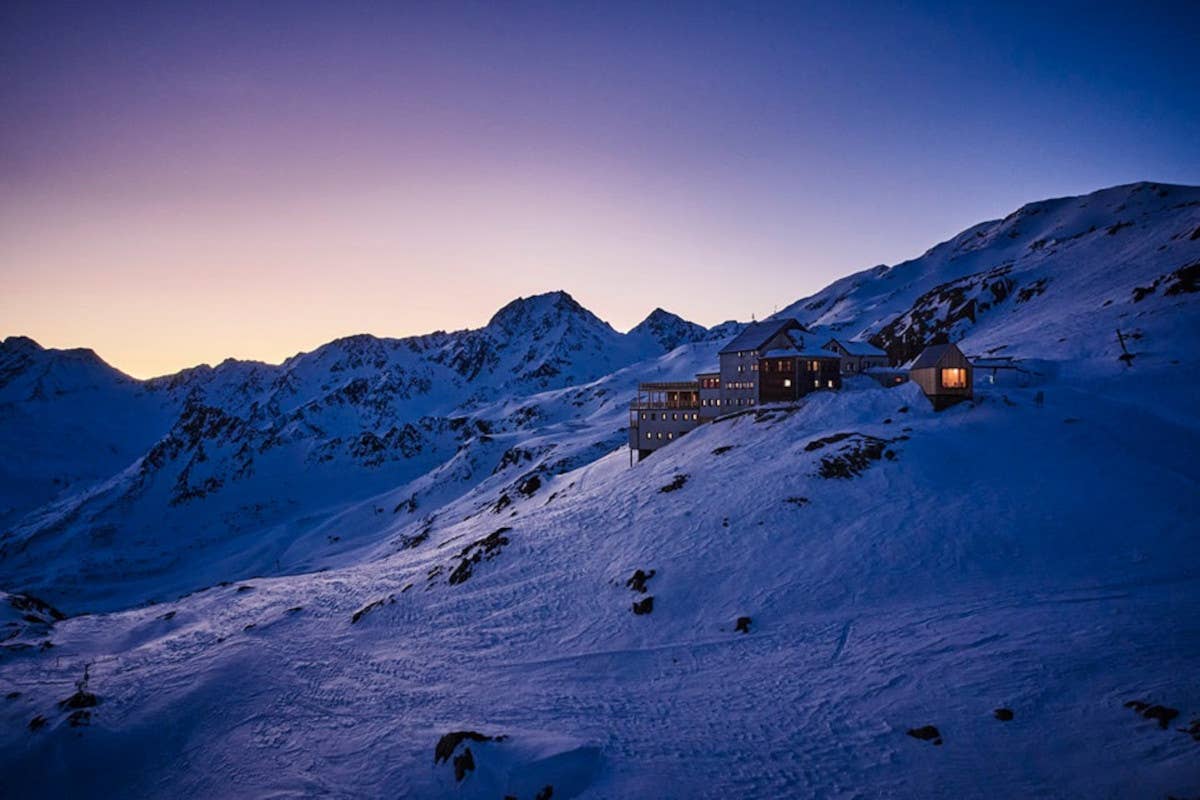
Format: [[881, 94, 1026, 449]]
[[629, 400, 701, 410]]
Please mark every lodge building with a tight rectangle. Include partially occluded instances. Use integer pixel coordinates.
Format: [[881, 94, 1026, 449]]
[[629, 318, 976, 462], [629, 319, 842, 461]]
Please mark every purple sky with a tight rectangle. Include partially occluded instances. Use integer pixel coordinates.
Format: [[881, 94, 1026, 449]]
[[2, 1, 1198, 377]]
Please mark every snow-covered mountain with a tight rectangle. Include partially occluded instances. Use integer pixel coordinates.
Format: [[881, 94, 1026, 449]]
[[778, 181, 1200, 366], [1, 182, 1199, 799], [0, 293, 719, 611]]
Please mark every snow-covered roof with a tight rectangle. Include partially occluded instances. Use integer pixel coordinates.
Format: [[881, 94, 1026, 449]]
[[718, 319, 804, 355], [760, 347, 837, 359], [826, 338, 887, 357]]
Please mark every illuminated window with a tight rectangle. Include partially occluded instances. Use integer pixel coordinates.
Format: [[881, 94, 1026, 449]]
[[667, 432, 673, 440], [657, 432, 663, 439], [783, 378, 792, 388], [641, 412, 647, 419], [828, 380, 834, 388], [941, 368, 967, 388], [672, 413, 678, 420], [813, 380, 820, 388]]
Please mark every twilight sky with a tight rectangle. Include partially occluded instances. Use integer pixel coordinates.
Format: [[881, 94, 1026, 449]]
[[2, 1, 1198, 378]]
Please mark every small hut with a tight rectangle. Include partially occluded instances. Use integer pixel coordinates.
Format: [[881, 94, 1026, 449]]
[[909, 343, 973, 410]]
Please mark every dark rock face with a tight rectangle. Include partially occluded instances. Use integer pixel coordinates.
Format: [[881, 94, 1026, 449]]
[[735, 616, 751, 634], [712, 445, 735, 455], [1125, 699, 1179, 729], [451, 747, 475, 782], [447, 527, 512, 585], [906, 725, 943, 745], [632, 597, 654, 615], [517, 474, 542, 497], [814, 434, 893, 479], [625, 569, 656, 593], [784, 496, 809, 507], [658, 474, 688, 493], [994, 708, 1014, 721], [350, 595, 394, 624], [433, 730, 508, 782], [869, 263, 1048, 364], [7, 593, 66, 624], [28, 715, 47, 732], [535, 786, 555, 800]]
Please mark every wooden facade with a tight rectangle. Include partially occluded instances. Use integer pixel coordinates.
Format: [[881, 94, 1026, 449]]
[[758, 355, 842, 403], [909, 343, 973, 410]]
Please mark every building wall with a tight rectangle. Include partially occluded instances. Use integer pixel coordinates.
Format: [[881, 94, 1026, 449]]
[[630, 408, 702, 457], [697, 373, 722, 420], [718, 351, 760, 409]]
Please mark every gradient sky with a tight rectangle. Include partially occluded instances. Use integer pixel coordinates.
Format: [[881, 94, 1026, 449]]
[[2, 1, 1198, 378]]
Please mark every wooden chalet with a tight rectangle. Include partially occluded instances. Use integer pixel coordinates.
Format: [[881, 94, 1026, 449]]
[[909, 342, 973, 409]]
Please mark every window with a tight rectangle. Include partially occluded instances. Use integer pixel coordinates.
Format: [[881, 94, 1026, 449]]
[[672, 413, 678, 420], [783, 378, 792, 388], [813, 379, 820, 388], [641, 412, 647, 419], [657, 432, 663, 439], [752, 363, 758, 371], [810, 360, 819, 372], [645, 431, 652, 439], [667, 432, 673, 440], [941, 367, 967, 388], [828, 380, 835, 388]]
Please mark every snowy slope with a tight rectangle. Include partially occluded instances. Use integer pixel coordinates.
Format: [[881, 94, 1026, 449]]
[[777, 182, 1200, 369], [1, 183, 1199, 798], [1, 369, 1198, 798]]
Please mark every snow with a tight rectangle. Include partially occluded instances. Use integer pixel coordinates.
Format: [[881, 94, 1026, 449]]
[[1, 183, 1199, 798]]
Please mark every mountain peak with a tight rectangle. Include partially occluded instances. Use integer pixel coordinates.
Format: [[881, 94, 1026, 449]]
[[629, 308, 709, 351], [2, 335, 44, 354], [486, 290, 599, 335]]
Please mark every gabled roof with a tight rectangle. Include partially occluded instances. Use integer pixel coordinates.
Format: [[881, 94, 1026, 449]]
[[718, 319, 805, 355], [910, 342, 964, 370], [825, 338, 887, 357]]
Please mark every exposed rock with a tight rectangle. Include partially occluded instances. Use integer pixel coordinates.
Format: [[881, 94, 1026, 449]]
[[658, 474, 688, 493], [815, 434, 892, 479], [448, 528, 512, 585], [517, 473, 542, 497], [452, 747, 475, 781], [350, 595, 394, 624], [632, 596, 654, 615], [994, 708, 1014, 721], [625, 569, 655, 593], [906, 725, 943, 745], [1125, 699, 1179, 729], [28, 715, 47, 732], [784, 496, 809, 507], [735, 616, 751, 634], [535, 786, 555, 800], [712, 445, 735, 455]]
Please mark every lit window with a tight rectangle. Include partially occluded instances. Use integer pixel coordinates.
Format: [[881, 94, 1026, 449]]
[[657, 432, 663, 439], [672, 413, 678, 420], [941, 368, 967, 388], [645, 431, 652, 439], [738, 365, 744, 373], [828, 380, 834, 388], [783, 378, 792, 388], [813, 380, 819, 388], [667, 432, 673, 440], [641, 412, 647, 419]]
